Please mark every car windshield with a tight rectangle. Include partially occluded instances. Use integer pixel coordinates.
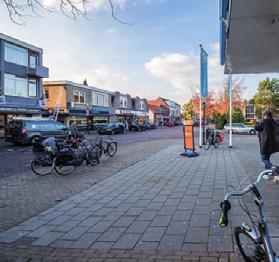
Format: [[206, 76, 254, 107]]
[[107, 123, 114, 128]]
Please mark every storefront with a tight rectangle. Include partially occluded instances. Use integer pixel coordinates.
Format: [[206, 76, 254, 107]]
[[115, 109, 134, 122], [134, 111, 149, 123], [0, 106, 42, 138]]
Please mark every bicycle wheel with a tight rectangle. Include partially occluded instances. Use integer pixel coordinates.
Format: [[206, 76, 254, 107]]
[[88, 146, 100, 166], [214, 137, 221, 148], [204, 137, 212, 150], [54, 155, 75, 176], [31, 155, 54, 176], [234, 227, 267, 262], [107, 142, 117, 157]]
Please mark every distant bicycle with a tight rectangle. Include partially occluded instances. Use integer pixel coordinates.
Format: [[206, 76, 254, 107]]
[[203, 128, 223, 150], [96, 136, 118, 158], [219, 166, 279, 262]]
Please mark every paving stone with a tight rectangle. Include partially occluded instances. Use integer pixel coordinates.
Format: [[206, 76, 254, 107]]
[[113, 216, 135, 227], [79, 217, 103, 227], [72, 212, 93, 221], [158, 234, 184, 251], [90, 241, 114, 250], [137, 211, 157, 221], [134, 241, 159, 251], [0, 230, 29, 243], [32, 232, 63, 246], [208, 235, 233, 252], [50, 239, 73, 248], [70, 233, 101, 249], [89, 221, 114, 233], [182, 243, 208, 252], [157, 207, 176, 216], [165, 221, 188, 235], [27, 225, 56, 238], [113, 234, 141, 249], [61, 227, 90, 240], [189, 215, 210, 227], [150, 216, 172, 227], [185, 227, 209, 243], [141, 227, 166, 242], [53, 220, 81, 232], [97, 227, 126, 242], [172, 211, 192, 221], [126, 221, 150, 234], [104, 212, 125, 221]]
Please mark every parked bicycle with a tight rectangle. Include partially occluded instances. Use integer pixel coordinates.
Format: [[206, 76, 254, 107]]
[[203, 128, 223, 150], [54, 139, 100, 176], [219, 166, 279, 262], [95, 136, 118, 158]]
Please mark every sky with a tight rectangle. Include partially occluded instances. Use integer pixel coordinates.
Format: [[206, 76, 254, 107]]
[[1, 0, 278, 105]]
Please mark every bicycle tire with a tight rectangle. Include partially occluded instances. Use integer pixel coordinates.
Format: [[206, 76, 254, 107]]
[[204, 137, 211, 150], [234, 227, 267, 262], [31, 155, 54, 176], [88, 145, 100, 166], [107, 142, 117, 157], [54, 155, 75, 176], [214, 137, 221, 148]]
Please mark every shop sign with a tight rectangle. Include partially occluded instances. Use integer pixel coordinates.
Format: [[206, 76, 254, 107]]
[[0, 107, 41, 114], [115, 109, 134, 115], [0, 96, 5, 105]]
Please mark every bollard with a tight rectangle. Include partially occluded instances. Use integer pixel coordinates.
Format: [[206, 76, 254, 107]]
[[180, 120, 199, 157]]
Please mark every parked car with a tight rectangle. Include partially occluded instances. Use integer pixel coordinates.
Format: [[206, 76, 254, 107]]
[[130, 122, 141, 132], [224, 123, 256, 135], [175, 120, 183, 126], [144, 122, 151, 130], [5, 119, 69, 145], [98, 122, 124, 135], [150, 122, 158, 129]]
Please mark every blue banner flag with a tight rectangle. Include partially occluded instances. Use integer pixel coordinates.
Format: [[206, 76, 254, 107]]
[[200, 47, 208, 98], [227, 75, 231, 97]]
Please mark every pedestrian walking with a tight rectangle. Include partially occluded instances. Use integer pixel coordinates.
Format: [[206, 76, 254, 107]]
[[254, 109, 279, 169], [125, 120, 129, 133]]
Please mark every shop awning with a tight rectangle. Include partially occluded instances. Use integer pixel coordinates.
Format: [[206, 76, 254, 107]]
[[220, 0, 279, 74]]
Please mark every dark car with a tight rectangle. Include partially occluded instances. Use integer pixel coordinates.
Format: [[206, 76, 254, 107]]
[[5, 119, 70, 145], [144, 122, 151, 130], [130, 122, 141, 132], [98, 122, 124, 135]]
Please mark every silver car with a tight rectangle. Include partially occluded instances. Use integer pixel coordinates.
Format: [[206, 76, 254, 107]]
[[224, 123, 256, 135]]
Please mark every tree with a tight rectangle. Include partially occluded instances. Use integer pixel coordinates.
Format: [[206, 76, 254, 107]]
[[224, 107, 245, 123], [1, 0, 134, 24], [182, 101, 193, 120], [253, 78, 279, 118]]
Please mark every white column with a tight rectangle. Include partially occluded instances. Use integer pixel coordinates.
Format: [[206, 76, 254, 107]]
[[229, 74, 232, 148]]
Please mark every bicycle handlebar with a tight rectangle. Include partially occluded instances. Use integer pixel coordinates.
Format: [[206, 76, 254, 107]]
[[218, 167, 279, 228]]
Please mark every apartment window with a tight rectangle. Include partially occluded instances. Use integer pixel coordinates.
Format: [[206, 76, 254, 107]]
[[73, 91, 86, 104], [4, 43, 28, 66], [120, 96, 128, 108], [29, 55, 37, 68], [92, 92, 109, 107], [28, 79, 37, 97], [139, 100, 144, 110], [4, 74, 29, 97]]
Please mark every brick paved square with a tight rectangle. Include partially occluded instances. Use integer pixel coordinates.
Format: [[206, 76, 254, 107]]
[[185, 227, 209, 243], [113, 234, 141, 249], [70, 233, 101, 249], [141, 227, 166, 242], [134, 241, 159, 251], [97, 227, 126, 242], [126, 221, 150, 234], [61, 226, 90, 240], [32, 232, 63, 246], [137, 211, 157, 221], [165, 221, 188, 235], [150, 215, 172, 227], [157, 234, 184, 251]]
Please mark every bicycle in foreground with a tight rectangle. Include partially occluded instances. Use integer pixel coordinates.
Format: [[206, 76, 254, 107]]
[[219, 166, 279, 262]]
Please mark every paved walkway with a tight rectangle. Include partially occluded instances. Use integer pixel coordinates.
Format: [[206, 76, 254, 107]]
[[0, 136, 278, 261]]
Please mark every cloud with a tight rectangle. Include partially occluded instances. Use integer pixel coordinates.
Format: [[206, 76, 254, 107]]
[[144, 43, 226, 99]]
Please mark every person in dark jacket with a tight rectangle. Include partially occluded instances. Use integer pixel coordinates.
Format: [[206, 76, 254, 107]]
[[254, 109, 279, 169]]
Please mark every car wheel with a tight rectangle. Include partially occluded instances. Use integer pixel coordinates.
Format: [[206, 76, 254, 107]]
[[249, 130, 256, 135]]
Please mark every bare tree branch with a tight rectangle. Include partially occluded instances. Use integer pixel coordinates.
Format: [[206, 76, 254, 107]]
[[1, 0, 136, 25]]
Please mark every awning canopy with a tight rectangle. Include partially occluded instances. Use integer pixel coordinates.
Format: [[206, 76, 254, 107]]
[[220, 0, 279, 74]]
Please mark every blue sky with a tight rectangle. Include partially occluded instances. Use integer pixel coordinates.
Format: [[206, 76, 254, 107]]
[[0, 0, 278, 104]]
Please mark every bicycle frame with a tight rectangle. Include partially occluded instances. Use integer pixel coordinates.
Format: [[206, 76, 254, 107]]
[[224, 170, 279, 262]]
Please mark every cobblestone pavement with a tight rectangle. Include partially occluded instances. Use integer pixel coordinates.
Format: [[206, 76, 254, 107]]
[[0, 126, 183, 176], [0, 134, 278, 261], [0, 139, 181, 232]]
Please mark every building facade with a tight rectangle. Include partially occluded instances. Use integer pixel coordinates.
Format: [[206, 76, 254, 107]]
[[112, 92, 134, 122], [43, 81, 113, 128], [161, 98, 181, 123], [0, 33, 49, 137], [132, 97, 149, 123], [147, 98, 170, 125]]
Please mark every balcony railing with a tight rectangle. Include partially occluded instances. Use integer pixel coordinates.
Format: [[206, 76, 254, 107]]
[[27, 65, 49, 78]]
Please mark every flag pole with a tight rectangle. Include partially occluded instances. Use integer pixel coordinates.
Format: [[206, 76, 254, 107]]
[[199, 44, 202, 148], [229, 74, 232, 148]]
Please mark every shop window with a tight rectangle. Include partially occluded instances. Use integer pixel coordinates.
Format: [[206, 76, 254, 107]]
[[4, 74, 28, 97]]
